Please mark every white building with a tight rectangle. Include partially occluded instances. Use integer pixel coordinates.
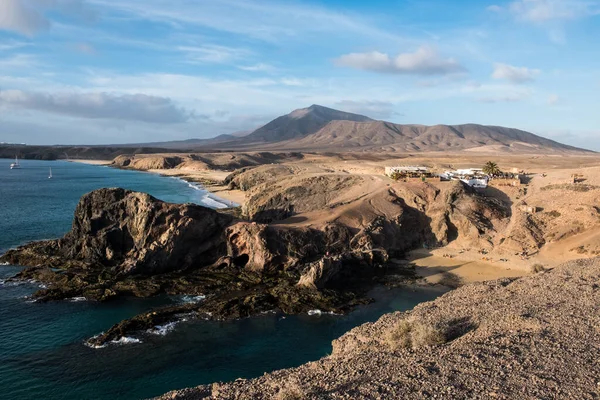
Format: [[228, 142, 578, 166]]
[[441, 168, 489, 188], [385, 166, 429, 177]]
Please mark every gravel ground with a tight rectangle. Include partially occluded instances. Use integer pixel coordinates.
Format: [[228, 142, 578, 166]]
[[156, 257, 600, 400]]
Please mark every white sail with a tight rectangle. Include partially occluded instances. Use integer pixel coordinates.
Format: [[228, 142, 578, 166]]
[[49, 167, 52, 179], [10, 155, 20, 169]]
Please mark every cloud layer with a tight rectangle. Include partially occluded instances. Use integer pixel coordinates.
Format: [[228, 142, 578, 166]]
[[492, 63, 540, 84], [0, 0, 90, 36], [508, 0, 599, 22], [0, 90, 191, 123], [335, 46, 465, 76]]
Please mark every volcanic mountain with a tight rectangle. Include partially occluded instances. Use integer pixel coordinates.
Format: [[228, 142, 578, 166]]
[[213, 104, 587, 153], [102, 104, 590, 153], [241, 104, 374, 144]]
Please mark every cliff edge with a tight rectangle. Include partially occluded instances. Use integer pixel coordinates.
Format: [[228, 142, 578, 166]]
[[157, 257, 600, 399]]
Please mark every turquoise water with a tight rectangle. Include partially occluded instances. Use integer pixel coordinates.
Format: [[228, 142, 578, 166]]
[[0, 159, 446, 400]]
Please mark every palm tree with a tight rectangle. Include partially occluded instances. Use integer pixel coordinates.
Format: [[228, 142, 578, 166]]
[[483, 161, 501, 176]]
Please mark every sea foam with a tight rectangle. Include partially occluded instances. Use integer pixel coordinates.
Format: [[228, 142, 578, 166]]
[[147, 322, 178, 336], [179, 295, 206, 304], [307, 309, 339, 316], [110, 336, 142, 345]]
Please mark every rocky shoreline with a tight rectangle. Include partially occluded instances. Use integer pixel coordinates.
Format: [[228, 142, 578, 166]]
[[0, 188, 418, 346], [0, 167, 510, 347], [156, 257, 600, 399]]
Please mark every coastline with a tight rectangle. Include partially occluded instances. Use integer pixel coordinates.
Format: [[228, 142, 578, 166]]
[[68, 159, 247, 206], [67, 159, 112, 166], [147, 168, 247, 206]]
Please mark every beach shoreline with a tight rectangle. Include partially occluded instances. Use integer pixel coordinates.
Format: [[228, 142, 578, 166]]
[[409, 248, 531, 285], [68, 159, 246, 206], [67, 159, 112, 166]]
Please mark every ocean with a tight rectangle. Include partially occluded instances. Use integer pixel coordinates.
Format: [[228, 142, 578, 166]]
[[0, 159, 446, 400]]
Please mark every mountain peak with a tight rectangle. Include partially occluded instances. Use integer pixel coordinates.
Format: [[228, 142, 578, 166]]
[[246, 105, 373, 142]]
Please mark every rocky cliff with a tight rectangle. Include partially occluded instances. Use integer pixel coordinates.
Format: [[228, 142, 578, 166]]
[[1, 176, 512, 346]]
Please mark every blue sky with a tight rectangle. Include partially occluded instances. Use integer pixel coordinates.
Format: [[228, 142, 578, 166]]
[[0, 0, 599, 149]]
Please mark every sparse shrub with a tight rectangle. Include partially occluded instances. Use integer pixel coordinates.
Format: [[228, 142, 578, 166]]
[[531, 264, 547, 273], [275, 382, 305, 400], [389, 171, 403, 181], [571, 245, 588, 254], [387, 320, 412, 349], [546, 210, 561, 218], [541, 184, 600, 192], [411, 323, 446, 348], [387, 319, 446, 350]]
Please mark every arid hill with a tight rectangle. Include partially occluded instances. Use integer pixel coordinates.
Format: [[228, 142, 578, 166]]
[[157, 257, 600, 400], [251, 119, 586, 153]]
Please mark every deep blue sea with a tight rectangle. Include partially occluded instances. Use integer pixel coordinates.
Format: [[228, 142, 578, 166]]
[[0, 159, 446, 400]]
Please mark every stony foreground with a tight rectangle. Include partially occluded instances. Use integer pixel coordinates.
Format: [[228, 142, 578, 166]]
[[157, 257, 600, 399]]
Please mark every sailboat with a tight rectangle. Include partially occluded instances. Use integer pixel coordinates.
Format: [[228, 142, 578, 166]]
[[10, 155, 20, 169], [48, 167, 52, 179]]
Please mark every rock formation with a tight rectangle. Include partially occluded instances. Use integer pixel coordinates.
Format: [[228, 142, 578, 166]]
[[1, 174, 513, 346], [2, 188, 233, 275]]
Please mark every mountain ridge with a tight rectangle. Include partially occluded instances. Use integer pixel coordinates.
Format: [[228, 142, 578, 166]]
[[219, 105, 591, 153], [71, 104, 591, 153]]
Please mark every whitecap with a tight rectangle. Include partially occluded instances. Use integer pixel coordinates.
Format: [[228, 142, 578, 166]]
[[307, 309, 339, 316], [70, 297, 87, 302], [84, 333, 107, 349], [199, 194, 230, 209], [179, 295, 206, 304], [147, 321, 178, 336], [110, 336, 142, 345], [84, 341, 107, 349], [0, 262, 9, 266]]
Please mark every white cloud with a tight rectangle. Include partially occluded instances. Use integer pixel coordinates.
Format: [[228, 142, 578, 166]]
[[477, 93, 530, 103], [487, 4, 503, 13], [0, 90, 191, 123], [238, 63, 276, 72], [0, 0, 92, 36], [335, 46, 466, 76], [508, 0, 600, 22], [333, 100, 399, 119], [178, 44, 250, 64], [88, 0, 407, 44], [0, 53, 39, 69], [547, 93, 560, 105], [0, 39, 31, 51], [492, 63, 540, 84], [0, 0, 49, 36]]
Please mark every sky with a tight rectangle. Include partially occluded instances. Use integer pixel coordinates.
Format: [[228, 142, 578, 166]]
[[0, 0, 599, 149]]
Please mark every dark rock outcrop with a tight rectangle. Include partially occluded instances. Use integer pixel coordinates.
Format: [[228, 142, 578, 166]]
[[1, 180, 511, 346], [2, 188, 233, 275]]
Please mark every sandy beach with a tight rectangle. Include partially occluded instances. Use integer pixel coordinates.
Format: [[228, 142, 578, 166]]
[[409, 248, 530, 285], [146, 168, 247, 206], [68, 159, 112, 166]]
